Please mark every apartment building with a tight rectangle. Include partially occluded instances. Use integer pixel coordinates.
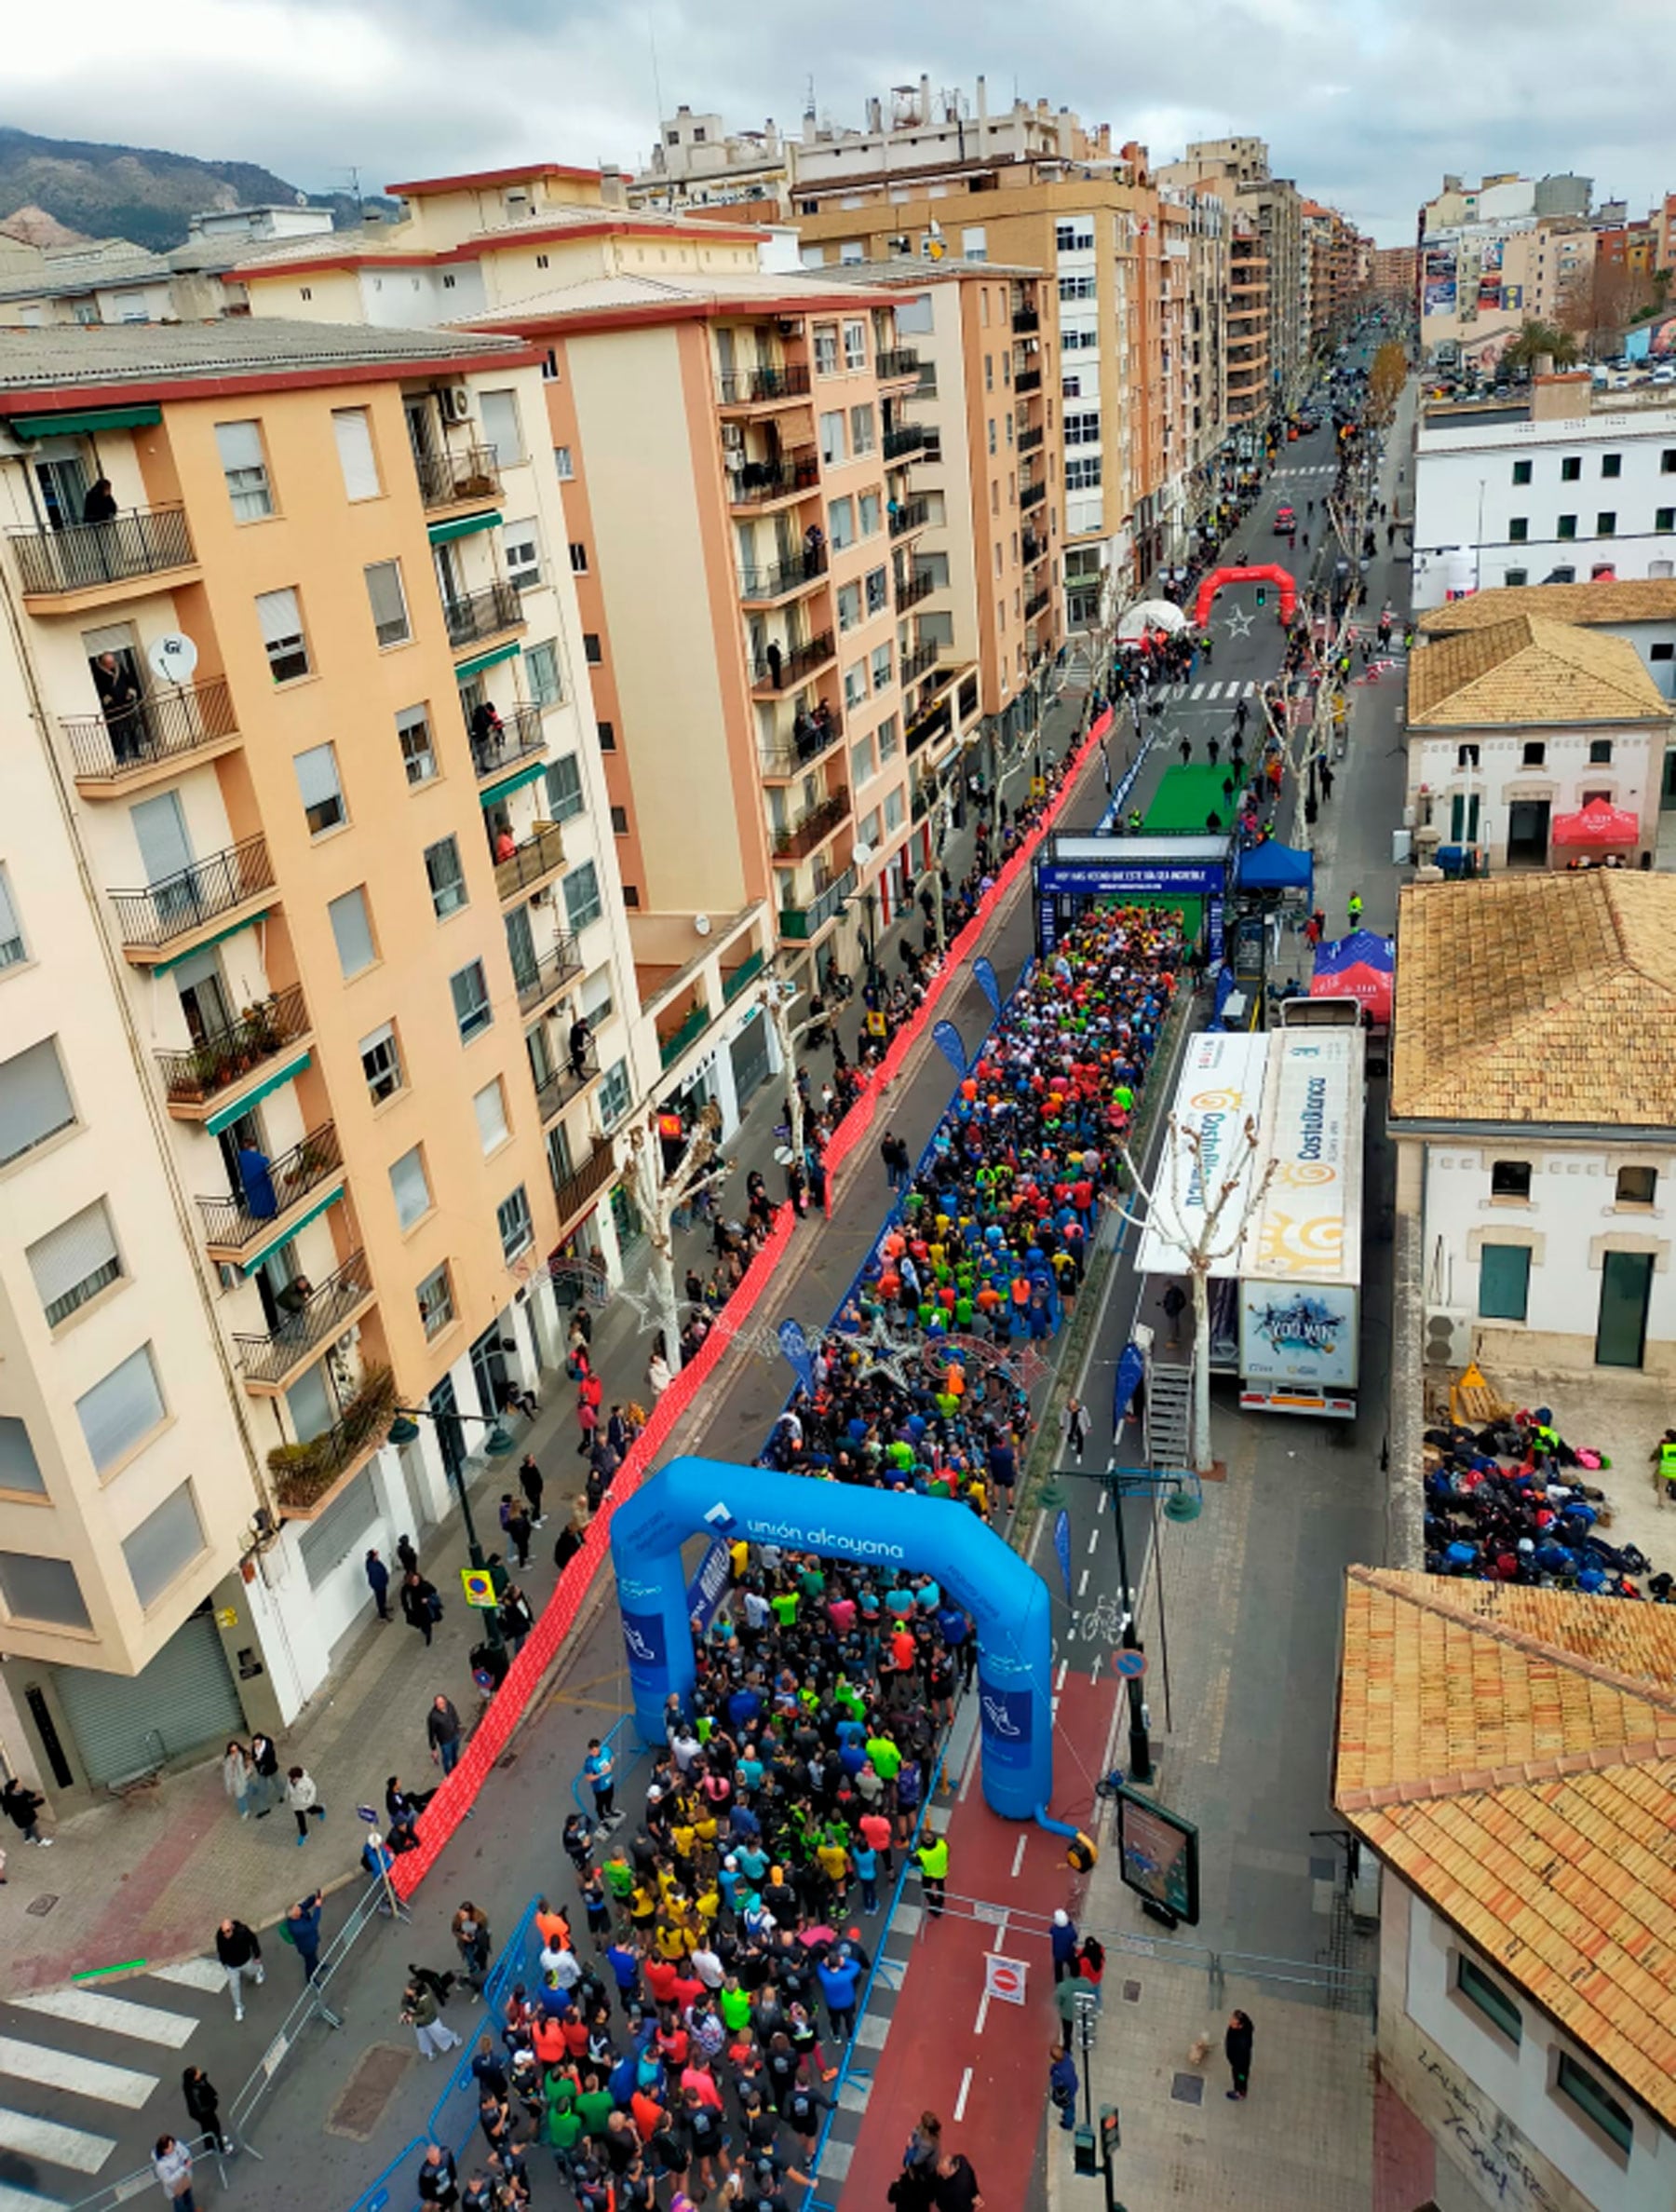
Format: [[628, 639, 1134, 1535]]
[[0, 318, 638, 1799], [1301, 200, 1367, 343], [1368, 243, 1418, 312], [1225, 223, 1271, 436], [1158, 141, 1307, 414], [628, 108, 793, 216], [802, 259, 1066, 794], [227, 165, 928, 1061]]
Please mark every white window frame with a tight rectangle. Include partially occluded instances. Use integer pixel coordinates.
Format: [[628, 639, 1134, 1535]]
[[396, 703, 436, 787], [425, 835, 468, 919], [451, 958, 493, 1043], [215, 420, 273, 522], [256, 586, 311, 684], [416, 1261, 455, 1338], [332, 407, 382, 501], [364, 559, 412, 649], [505, 518, 543, 592], [388, 1145, 433, 1232], [293, 742, 346, 836], [497, 1184, 534, 1262], [359, 1021, 402, 1105]]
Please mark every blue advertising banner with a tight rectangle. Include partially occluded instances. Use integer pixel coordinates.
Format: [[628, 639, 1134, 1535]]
[[777, 1318, 816, 1396], [1113, 1339, 1145, 1439], [1053, 1509, 1073, 1602], [932, 1019, 968, 1078], [1036, 860, 1227, 897], [684, 1537, 734, 1635], [972, 957, 1002, 1021]]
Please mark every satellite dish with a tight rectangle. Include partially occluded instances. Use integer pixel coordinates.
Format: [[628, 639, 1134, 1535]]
[[694, 914, 712, 936], [147, 631, 198, 686], [851, 842, 875, 869]]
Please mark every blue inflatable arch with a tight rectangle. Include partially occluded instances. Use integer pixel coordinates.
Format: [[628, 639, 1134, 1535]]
[[610, 1457, 1053, 1821]]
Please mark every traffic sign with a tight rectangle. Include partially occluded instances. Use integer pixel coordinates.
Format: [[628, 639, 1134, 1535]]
[[1115, 1649, 1147, 1680], [461, 1567, 497, 1608], [984, 1954, 1029, 2005]]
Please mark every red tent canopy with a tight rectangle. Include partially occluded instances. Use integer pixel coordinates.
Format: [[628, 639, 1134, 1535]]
[[1550, 798, 1641, 849], [1310, 965, 1392, 1024]]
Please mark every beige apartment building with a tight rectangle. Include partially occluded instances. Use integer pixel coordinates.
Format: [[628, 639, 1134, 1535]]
[[1158, 140, 1308, 414], [1226, 223, 1272, 431], [0, 319, 639, 1799]]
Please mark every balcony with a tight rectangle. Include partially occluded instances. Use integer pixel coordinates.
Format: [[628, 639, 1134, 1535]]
[[896, 568, 934, 612], [760, 704, 844, 779], [446, 579, 525, 653], [883, 423, 926, 463], [890, 497, 929, 538], [779, 867, 855, 942], [717, 364, 812, 408], [901, 639, 941, 685], [534, 1042, 599, 1127], [494, 821, 567, 903], [772, 785, 851, 862], [197, 1123, 345, 1262], [1015, 367, 1043, 396], [875, 347, 921, 382], [111, 835, 276, 967], [906, 695, 953, 756], [472, 702, 547, 783], [1020, 480, 1048, 514], [1018, 423, 1046, 456], [740, 546, 828, 603], [723, 946, 766, 1004], [751, 631, 836, 693], [1022, 531, 1048, 564], [728, 452, 821, 508], [414, 444, 502, 511], [266, 1366, 398, 1517], [1011, 306, 1040, 334], [514, 930, 583, 1017], [235, 1250, 376, 1394], [62, 677, 239, 795], [155, 984, 311, 1118], [1025, 586, 1052, 619], [553, 1137, 619, 1232], [10, 505, 196, 602], [658, 1000, 715, 1070]]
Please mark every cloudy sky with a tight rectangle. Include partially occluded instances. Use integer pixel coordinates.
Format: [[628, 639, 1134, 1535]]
[[11, 0, 1672, 243]]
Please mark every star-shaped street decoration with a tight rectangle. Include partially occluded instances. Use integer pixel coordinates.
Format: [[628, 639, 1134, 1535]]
[[1221, 604, 1255, 639]]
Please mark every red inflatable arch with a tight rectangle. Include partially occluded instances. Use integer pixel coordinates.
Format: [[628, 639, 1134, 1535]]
[[1193, 563, 1296, 627]]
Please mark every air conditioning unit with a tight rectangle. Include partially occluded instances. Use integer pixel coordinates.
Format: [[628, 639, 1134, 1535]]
[[1424, 1309, 1474, 1370], [439, 386, 474, 424], [334, 1325, 362, 1357]]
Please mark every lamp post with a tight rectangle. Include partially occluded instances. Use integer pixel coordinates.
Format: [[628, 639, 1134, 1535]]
[[848, 841, 882, 996], [386, 1403, 518, 1649]]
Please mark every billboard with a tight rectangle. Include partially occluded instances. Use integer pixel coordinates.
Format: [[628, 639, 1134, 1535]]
[[1112, 1786, 1200, 1924], [1239, 1280, 1358, 1390], [1424, 280, 1457, 316], [1134, 1030, 1270, 1281], [1243, 1028, 1363, 1291]]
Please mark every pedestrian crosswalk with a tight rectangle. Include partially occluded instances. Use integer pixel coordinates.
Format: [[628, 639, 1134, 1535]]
[[0, 1966, 225, 2206], [1142, 679, 1260, 704], [1273, 462, 1336, 478]]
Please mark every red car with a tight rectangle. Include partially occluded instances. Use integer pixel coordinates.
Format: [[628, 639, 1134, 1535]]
[[1274, 504, 1296, 534]]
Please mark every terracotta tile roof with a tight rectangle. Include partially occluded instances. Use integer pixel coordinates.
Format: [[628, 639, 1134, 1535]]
[[1406, 614, 1670, 726], [1334, 1568, 1676, 2128], [1420, 579, 1676, 632], [1389, 871, 1676, 1127]]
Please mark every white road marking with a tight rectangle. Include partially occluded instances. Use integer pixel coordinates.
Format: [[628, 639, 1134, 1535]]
[[149, 1959, 226, 1994], [953, 2067, 973, 2123], [1055, 1660, 1068, 1691], [1205, 681, 1222, 699], [1097, 1488, 1108, 1513], [14, 1989, 196, 2049], [1189, 682, 1204, 699], [0, 2109, 116, 2177], [1077, 1568, 1089, 1597], [0, 2038, 157, 2110], [973, 1991, 990, 2037], [1011, 1836, 1028, 1879], [1087, 1528, 1100, 1554], [0, 2185, 67, 2212]]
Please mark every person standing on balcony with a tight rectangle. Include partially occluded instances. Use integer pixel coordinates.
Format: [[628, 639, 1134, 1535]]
[[765, 640, 783, 688], [93, 650, 145, 765], [568, 1013, 593, 1082]]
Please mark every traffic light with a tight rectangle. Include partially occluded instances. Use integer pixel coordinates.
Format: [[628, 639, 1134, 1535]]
[[1101, 2106, 1122, 2164], [1074, 2125, 1098, 2178], [1255, 585, 1267, 608]]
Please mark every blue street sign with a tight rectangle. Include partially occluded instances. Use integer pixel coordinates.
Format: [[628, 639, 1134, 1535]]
[[1115, 1649, 1147, 1680]]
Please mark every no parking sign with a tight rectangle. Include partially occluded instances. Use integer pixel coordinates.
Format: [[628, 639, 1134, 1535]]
[[984, 1954, 1029, 2005]]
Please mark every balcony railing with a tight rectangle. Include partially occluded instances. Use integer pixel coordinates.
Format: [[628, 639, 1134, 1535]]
[[235, 1251, 374, 1390], [156, 984, 310, 1110], [717, 364, 812, 406], [896, 569, 934, 612], [1011, 306, 1040, 334], [901, 639, 942, 685], [1025, 586, 1052, 619], [10, 505, 196, 597], [1014, 367, 1043, 395], [1022, 531, 1048, 564], [61, 676, 237, 787], [197, 1123, 343, 1255], [534, 1043, 599, 1126], [739, 547, 828, 601], [493, 822, 567, 902], [752, 631, 836, 691], [446, 579, 525, 651], [472, 702, 547, 782], [883, 423, 926, 462], [772, 785, 851, 862], [553, 1138, 618, 1229], [723, 946, 766, 1004], [728, 452, 820, 505], [1020, 480, 1048, 513], [659, 1001, 715, 1070], [414, 444, 502, 510], [889, 497, 929, 538], [1018, 423, 1046, 456], [513, 930, 583, 1016], [759, 705, 844, 778], [875, 347, 921, 380], [779, 867, 856, 942], [111, 835, 275, 956], [267, 1366, 398, 1514]]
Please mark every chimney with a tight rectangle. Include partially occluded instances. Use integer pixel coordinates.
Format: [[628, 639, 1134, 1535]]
[[976, 74, 988, 126], [867, 96, 883, 134], [919, 74, 931, 127]]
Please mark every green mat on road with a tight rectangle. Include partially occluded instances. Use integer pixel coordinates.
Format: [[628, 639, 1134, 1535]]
[[1143, 763, 1237, 834]]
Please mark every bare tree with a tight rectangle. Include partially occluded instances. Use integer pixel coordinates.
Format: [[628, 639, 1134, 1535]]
[[619, 1104, 735, 1377], [1365, 341, 1407, 432], [1113, 1114, 1276, 1472], [757, 970, 831, 1172]]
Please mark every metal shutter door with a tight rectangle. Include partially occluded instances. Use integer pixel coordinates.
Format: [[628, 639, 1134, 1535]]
[[53, 1609, 244, 1786], [729, 1009, 771, 1108]]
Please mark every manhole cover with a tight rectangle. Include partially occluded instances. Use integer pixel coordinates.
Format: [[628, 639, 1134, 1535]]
[[1122, 1979, 1142, 2003], [327, 2042, 413, 2140], [25, 1895, 58, 1917], [1170, 2073, 1204, 2106]]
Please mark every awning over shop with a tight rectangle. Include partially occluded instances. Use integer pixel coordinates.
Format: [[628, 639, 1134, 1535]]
[[1550, 798, 1640, 848]]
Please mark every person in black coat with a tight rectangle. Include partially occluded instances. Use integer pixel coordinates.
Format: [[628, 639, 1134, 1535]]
[[1224, 2009, 1254, 2099], [182, 2066, 228, 2152], [401, 1569, 440, 1647]]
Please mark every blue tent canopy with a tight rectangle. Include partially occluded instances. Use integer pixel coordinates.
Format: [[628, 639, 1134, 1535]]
[[1314, 928, 1395, 977], [1236, 841, 1314, 899]]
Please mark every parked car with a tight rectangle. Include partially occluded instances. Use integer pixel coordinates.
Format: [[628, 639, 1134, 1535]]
[[1274, 504, 1296, 535]]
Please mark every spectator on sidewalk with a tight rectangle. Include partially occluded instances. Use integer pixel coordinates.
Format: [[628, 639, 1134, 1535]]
[[153, 2135, 195, 2210], [247, 1731, 280, 1819], [518, 1453, 546, 1528], [406, 1981, 464, 2064], [284, 1766, 326, 1845], [504, 1498, 534, 1569], [584, 1736, 616, 1823], [221, 1740, 253, 1822], [182, 2066, 228, 2154], [214, 1917, 264, 2022], [452, 1902, 493, 1996], [554, 1511, 588, 1574], [364, 1547, 392, 1621], [402, 1568, 441, 1648], [933, 2150, 983, 2212], [1225, 2009, 1254, 2100], [428, 1694, 464, 1776], [1048, 2043, 1079, 2131], [500, 1582, 535, 1655], [283, 1889, 323, 1981], [1050, 1908, 1080, 1984]]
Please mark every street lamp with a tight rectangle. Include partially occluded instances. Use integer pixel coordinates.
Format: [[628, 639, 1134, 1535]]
[[847, 840, 882, 996], [387, 1402, 517, 1648]]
